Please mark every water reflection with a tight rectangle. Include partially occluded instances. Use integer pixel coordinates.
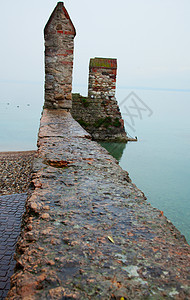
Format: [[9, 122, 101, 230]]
[[99, 142, 127, 162]]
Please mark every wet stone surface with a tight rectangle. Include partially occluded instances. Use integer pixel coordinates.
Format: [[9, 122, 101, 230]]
[[0, 193, 27, 299], [7, 110, 190, 299]]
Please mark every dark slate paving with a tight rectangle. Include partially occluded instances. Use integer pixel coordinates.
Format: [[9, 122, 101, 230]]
[[0, 193, 27, 299]]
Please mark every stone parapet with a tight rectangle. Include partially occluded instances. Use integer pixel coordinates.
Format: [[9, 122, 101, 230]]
[[7, 109, 190, 299]]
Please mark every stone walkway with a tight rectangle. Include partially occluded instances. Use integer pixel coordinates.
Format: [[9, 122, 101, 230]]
[[7, 110, 190, 299], [0, 193, 27, 299]]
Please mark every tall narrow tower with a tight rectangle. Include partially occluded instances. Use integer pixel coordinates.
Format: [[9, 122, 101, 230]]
[[44, 2, 76, 109]]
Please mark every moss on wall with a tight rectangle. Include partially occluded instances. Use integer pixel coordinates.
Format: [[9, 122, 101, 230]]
[[71, 93, 128, 142]]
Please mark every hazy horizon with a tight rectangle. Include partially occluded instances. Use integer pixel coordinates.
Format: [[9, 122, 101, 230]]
[[0, 0, 190, 105]]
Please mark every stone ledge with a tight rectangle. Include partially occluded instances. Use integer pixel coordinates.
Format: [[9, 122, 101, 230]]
[[7, 109, 190, 299]]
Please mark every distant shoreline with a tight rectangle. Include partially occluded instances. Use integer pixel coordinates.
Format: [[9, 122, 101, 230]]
[[0, 150, 36, 157]]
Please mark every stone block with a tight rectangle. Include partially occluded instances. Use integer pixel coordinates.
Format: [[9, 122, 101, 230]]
[[65, 93, 72, 100], [55, 93, 64, 100], [58, 100, 72, 109]]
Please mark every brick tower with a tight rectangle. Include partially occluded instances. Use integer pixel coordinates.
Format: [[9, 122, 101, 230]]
[[71, 57, 128, 142], [44, 2, 76, 109], [88, 57, 117, 100]]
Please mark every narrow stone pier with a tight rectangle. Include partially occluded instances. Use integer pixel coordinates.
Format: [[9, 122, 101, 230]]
[[7, 109, 190, 299]]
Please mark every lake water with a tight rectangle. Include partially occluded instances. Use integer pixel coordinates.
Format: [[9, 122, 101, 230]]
[[0, 85, 189, 243], [0, 81, 43, 151], [102, 88, 190, 244]]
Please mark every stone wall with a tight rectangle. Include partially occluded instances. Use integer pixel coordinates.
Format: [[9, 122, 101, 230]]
[[71, 57, 128, 142], [44, 2, 76, 110], [7, 109, 190, 299], [71, 93, 128, 142], [44, 5, 127, 141]]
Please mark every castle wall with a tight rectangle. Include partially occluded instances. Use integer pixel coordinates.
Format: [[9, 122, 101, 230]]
[[71, 58, 128, 142], [44, 2, 76, 110], [71, 93, 127, 142], [44, 5, 127, 141]]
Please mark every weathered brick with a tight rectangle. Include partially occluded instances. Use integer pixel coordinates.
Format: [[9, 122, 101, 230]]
[[66, 49, 73, 54], [57, 53, 67, 57], [57, 30, 63, 34], [64, 30, 74, 35]]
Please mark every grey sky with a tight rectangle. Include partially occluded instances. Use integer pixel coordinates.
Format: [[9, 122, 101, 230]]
[[0, 0, 190, 100]]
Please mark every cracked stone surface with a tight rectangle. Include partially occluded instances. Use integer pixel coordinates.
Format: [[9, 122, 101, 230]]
[[7, 109, 190, 299]]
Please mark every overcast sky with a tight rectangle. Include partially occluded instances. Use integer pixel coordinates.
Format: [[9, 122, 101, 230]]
[[0, 0, 190, 103]]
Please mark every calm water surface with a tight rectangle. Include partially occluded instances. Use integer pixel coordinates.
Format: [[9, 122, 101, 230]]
[[0, 81, 43, 151], [101, 89, 190, 244], [0, 87, 189, 243]]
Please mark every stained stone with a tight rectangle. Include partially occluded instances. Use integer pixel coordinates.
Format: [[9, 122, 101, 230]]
[[7, 109, 190, 299]]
